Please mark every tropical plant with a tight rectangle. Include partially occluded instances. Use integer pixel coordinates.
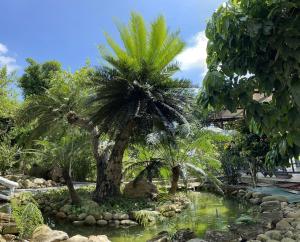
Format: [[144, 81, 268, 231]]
[[124, 128, 228, 194], [88, 12, 191, 201], [11, 193, 44, 239], [199, 0, 300, 161], [29, 129, 92, 204]]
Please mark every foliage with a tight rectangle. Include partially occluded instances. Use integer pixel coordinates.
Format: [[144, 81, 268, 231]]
[[124, 127, 229, 192], [0, 134, 20, 175], [0, 67, 18, 118], [220, 123, 270, 186], [32, 130, 93, 181], [132, 210, 161, 227], [11, 193, 44, 239], [200, 0, 300, 159], [19, 58, 62, 97], [90, 12, 191, 138]]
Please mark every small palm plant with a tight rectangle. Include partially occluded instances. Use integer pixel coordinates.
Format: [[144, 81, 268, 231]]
[[89, 12, 191, 200]]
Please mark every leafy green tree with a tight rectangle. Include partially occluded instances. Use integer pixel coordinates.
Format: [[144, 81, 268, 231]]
[[19, 58, 62, 97], [0, 67, 18, 119], [88, 13, 190, 200], [200, 0, 300, 159]]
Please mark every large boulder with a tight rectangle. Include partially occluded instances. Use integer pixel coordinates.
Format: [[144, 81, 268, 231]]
[[84, 215, 96, 225], [123, 179, 158, 198], [171, 229, 197, 242], [64, 235, 89, 242], [48, 166, 64, 182], [31, 225, 69, 242], [88, 235, 110, 242], [147, 231, 169, 242], [260, 201, 280, 212], [262, 195, 288, 203]]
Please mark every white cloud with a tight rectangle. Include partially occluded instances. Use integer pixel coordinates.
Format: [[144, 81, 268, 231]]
[[176, 31, 208, 77], [0, 43, 18, 72], [0, 43, 8, 54]]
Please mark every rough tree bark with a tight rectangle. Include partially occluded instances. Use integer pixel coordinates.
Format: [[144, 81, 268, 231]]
[[169, 165, 181, 194], [62, 168, 81, 204], [66, 111, 134, 202], [92, 121, 134, 202]]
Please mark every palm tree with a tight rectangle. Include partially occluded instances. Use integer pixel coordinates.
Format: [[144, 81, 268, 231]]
[[88, 13, 190, 201]]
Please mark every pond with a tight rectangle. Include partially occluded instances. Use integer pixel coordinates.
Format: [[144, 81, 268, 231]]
[[46, 192, 251, 242]]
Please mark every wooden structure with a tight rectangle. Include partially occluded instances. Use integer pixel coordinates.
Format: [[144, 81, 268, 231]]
[[207, 92, 272, 127]]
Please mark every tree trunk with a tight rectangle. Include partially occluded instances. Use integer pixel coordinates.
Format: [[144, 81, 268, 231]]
[[169, 165, 181, 194], [92, 121, 134, 202], [249, 159, 258, 188], [62, 168, 80, 205]]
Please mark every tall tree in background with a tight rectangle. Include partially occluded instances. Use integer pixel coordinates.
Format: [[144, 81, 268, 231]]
[[199, 0, 300, 160], [88, 13, 190, 201], [19, 58, 62, 97]]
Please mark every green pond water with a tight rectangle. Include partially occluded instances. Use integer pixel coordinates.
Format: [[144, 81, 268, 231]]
[[46, 192, 251, 242]]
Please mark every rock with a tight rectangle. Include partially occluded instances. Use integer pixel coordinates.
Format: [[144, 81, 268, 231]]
[[281, 202, 288, 209], [276, 219, 292, 230], [78, 213, 87, 220], [87, 235, 110, 242], [245, 191, 253, 199], [260, 201, 280, 212], [252, 192, 268, 199], [286, 211, 300, 218], [112, 213, 121, 220], [31, 225, 69, 242], [250, 198, 262, 205], [264, 230, 282, 241], [91, 211, 102, 220], [72, 221, 85, 226], [2, 234, 16, 241], [2, 223, 18, 234], [257, 234, 269, 242], [84, 215, 96, 225], [147, 231, 169, 242], [33, 178, 46, 185], [65, 235, 89, 242], [56, 211, 67, 219], [60, 204, 73, 214], [120, 219, 138, 226], [260, 211, 283, 226], [262, 196, 288, 203], [281, 239, 295, 242], [186, 239, 208, 242], [49, 166, 64, 182], [284, 231, 293, 238], [97, 220, 108, 226], [119, 213, 129, 220], [103, 212, 113, 220], [23, 179, 35, 188], [123, 178, 158, 198], [171, 229, 196, 242]]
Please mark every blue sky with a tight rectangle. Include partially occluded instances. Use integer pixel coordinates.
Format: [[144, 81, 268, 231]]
[[0, 0, 224, 87]]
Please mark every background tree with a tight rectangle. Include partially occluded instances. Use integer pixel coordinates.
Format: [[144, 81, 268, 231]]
[[19, 58, 62, 97], [199, 0, 300, 160]]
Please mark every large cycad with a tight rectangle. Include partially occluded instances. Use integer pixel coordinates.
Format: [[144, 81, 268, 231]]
[[90, 13, 191, 200]]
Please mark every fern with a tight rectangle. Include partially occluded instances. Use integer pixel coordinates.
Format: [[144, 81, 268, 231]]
[[11, 193, 44, 239]]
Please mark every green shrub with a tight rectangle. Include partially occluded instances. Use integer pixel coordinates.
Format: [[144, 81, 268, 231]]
[[11, 193, 44, 238]]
